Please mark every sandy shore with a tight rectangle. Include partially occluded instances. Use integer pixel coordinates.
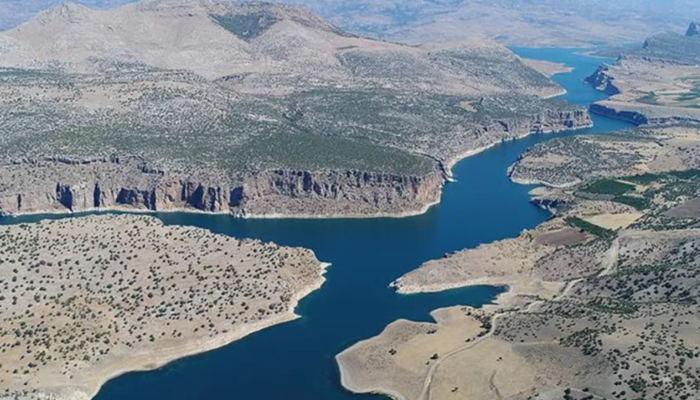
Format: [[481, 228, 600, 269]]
[[523, 58, 574, 78]]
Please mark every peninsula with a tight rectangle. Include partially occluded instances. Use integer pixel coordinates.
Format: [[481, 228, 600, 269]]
[[338, 124, 700, 400], [0, 214, 328, 400]]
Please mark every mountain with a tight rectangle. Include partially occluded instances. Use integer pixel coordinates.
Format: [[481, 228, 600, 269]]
[[2, 0, 700, 47], [687, 21, 700, 37], [2, 0, 558, 95], [0, 0, 588, 222], [634, 29, 700, 65]]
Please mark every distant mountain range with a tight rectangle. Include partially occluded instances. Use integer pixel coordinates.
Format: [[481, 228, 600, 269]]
[[0, 0, 558, 95], [2, 0, 699, 46]]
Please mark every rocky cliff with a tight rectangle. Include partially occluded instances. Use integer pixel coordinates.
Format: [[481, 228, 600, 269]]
[[585, 65, 622, 96], [590, 102, 700, 126], [0, 157, 445, 218], [524, 108, 591, 132], [588, 103, 648, 125]]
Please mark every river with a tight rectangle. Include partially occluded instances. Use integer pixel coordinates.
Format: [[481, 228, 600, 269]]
[[0, 48, 633, 400]]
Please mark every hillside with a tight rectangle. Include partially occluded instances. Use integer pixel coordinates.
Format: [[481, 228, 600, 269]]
[[0, 0, 587, 218], [3, 0, 700, 47], [586, 23, 700, 127], [1, 0, 560, 95]]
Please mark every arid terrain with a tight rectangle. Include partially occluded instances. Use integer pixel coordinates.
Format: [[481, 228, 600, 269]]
[[587, 23, 700, 126], [3, 0, 699, 47], [338, 124, 700, 400], [0, 0, 590, 218], [0, 214, 327, 400], [509, 125, 700, 187]]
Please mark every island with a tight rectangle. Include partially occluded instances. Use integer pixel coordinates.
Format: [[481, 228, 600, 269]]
[[338, 124, 700, 400], [0, 214, 328, 400]]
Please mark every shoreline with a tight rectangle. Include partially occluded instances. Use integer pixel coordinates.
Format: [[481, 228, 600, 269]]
[[1, 122, 592, 223], [507, 169, 581, 188], [0, 196, 445, 221], [71, 260, 331, 400], [337, 274, 567, 400], [444, 121, 593, 180]]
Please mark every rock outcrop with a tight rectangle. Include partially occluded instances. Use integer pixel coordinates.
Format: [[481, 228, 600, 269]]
[[687, 21, 700, 37], [0, 157, 445, 218], [590, 102, 700, 126], [588, 103, 648, 125], [585, 65, 621, 96]]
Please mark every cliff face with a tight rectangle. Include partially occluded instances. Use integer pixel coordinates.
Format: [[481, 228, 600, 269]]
[[0, 158, 445, 218], [240, 169, 444, 217], [479, 108, 591, 137], [589, 103, 700, 126], [532, 108, 591, 131], [585, 65, 621, 96], [588, 103, 648, 125]]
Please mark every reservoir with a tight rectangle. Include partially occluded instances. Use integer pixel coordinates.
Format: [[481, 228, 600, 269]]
[[1, 48, 633, 400]]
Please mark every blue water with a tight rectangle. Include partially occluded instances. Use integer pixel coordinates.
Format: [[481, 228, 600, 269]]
[[1, 48, 633, 400]]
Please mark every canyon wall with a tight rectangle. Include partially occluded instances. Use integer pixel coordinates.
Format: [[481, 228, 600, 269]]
[[585, 65, 622, 95], [0, 158, 445, 218]]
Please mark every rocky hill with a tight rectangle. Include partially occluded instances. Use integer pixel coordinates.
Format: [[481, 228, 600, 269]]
[[0, 0, 588, 218], [586, 23, 700, 127], [3, 0, 700, 47]]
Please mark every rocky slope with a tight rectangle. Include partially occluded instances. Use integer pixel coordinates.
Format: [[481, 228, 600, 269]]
[[0, 0, 588, 218], [0, 1, 562, 97], [587, 23, 700, 127], [0, 96, 589, 217]]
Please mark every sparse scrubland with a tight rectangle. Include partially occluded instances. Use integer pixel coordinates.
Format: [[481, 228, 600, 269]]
[[338, 124, 700, 400], [0, 214, 327, 400]]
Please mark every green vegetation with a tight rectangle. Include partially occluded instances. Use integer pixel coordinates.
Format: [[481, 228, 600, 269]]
[[586, 298, 639, 315], [613, 195, 650, 210], [561, 326, 615, 356], [637, 92, 659, 105], [625, 173, 660, 185], [581, 178, 635, 196], [668, 169, 700, 180], [0, 62, 579, 178], [210, 11, 278, 40], [566, 217, 616, 240]]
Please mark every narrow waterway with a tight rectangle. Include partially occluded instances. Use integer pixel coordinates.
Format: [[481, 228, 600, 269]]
[[1, 48, 633, 400]]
